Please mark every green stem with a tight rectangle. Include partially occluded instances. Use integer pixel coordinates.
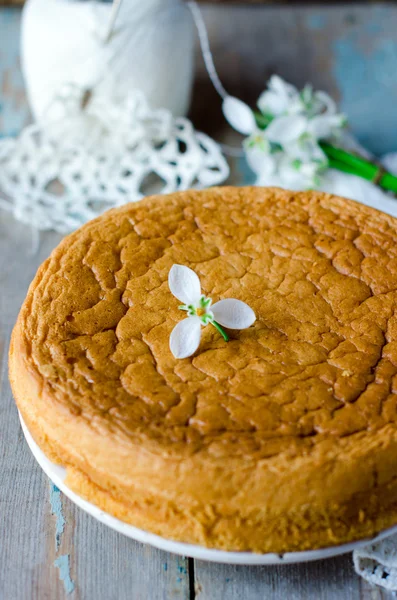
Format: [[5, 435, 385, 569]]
[[326, 157, 363, 176], [380, 172, 397, 194], [324, 146, 397, 193], [255, 111, 272, 129], [320, 142, 374, 177], [211, 321, 229, 342]]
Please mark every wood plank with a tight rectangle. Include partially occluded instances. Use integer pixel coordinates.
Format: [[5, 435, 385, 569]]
[[0, 211, 191, 599], [359, 578, 396, 600], [0, 1, 396, 5], [194, 555, 396, 600], [0, 7, 30, 136], [0, 214, 63, 600]]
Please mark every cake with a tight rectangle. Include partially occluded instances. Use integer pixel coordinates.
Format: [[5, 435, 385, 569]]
[[10, 186, 397, 553]]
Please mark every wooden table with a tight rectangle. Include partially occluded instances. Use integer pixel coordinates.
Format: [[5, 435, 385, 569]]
[[1, 4, 396, 599]]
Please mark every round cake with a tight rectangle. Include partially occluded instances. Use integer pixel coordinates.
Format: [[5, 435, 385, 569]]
[[10, 187, 397, 553]]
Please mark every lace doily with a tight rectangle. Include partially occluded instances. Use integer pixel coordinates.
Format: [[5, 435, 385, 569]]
[[354, 535, 397, 591], [0, 86, 229, 233]]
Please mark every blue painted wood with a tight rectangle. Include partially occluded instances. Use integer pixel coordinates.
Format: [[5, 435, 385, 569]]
[[0, 7, 29, 137], [308, 5, 397, 155], [54, 555, 75, 596]]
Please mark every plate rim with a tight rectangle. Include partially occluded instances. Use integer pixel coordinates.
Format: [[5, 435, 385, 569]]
[[19, 413, 397, 565]]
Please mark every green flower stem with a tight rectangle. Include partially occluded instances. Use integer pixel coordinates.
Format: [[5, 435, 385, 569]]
[[320, 142, 374, 177], [211, 320, 229, 342], [380, 172, 397, 194], [255, 112, 272, 129], [323, 145, 397, 194], [326, 156, 367, 177]]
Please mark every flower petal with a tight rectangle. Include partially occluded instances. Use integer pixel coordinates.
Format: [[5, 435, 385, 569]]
[[246, 147, 276, 177], [211, 299, 256, 330], [278, 156, 318, 190], [222, 96, 256, 135], [270, 75, 297, 99], [307, 115, 346, 140], [168, 264, 201, 305], [258, 90, 286, 117], [258, 76, 299, 117], [265, 115, 307, 145], [315, 91, 337, 115], [169, 316, 202, 359]]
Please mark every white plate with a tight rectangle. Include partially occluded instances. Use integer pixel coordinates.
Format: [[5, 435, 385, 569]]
[[19, 414, 397, 565]]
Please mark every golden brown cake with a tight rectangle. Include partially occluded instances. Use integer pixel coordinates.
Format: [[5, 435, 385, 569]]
[[10, 187, 397, 553]]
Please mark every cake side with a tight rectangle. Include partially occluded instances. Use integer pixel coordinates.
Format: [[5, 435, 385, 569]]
[[10, 187, 397, 552]]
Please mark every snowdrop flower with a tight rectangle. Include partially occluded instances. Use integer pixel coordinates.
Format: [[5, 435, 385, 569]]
[[168, 264, 256, 359], [257, 75, 299, 118], [258, 76, 340, 121], [265, 113, 345, 151], [244, 129, 277, 177], [222, 75, 346, 190]]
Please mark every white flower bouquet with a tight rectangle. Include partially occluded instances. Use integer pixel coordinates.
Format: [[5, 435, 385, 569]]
[[224, 76, 397, 194]]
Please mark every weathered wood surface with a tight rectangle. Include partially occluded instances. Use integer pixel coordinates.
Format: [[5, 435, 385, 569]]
[[0, 1, 396, 5], [1, 4, 397, 599], [0, 7, 29, 136], [193, 557, 395, 600], [0, 211, 192, 599]]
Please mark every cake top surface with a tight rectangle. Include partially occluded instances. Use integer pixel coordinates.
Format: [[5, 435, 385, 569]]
[[19, 187, 397, 459]]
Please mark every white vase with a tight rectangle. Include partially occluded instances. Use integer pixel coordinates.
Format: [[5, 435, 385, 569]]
[[21, 0, 195, 120]]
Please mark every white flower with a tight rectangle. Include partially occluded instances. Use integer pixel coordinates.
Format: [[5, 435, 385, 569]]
[[244, 129, 276, 176], [257, 77, 340, 121], [265, 114, 345, 150], [257, 75, 298, 117], [277, 154, 325, 189], [222, 76, 346, 190], [168, 264, 256, 359], [222, 96, 257, 135]]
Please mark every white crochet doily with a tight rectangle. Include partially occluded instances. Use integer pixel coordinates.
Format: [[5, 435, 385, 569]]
[[354, 536, 397, 591], [0, 85, 229, 233]]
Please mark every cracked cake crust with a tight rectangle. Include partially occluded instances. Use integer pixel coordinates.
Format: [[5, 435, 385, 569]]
[[9, 187, 397, 552]]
